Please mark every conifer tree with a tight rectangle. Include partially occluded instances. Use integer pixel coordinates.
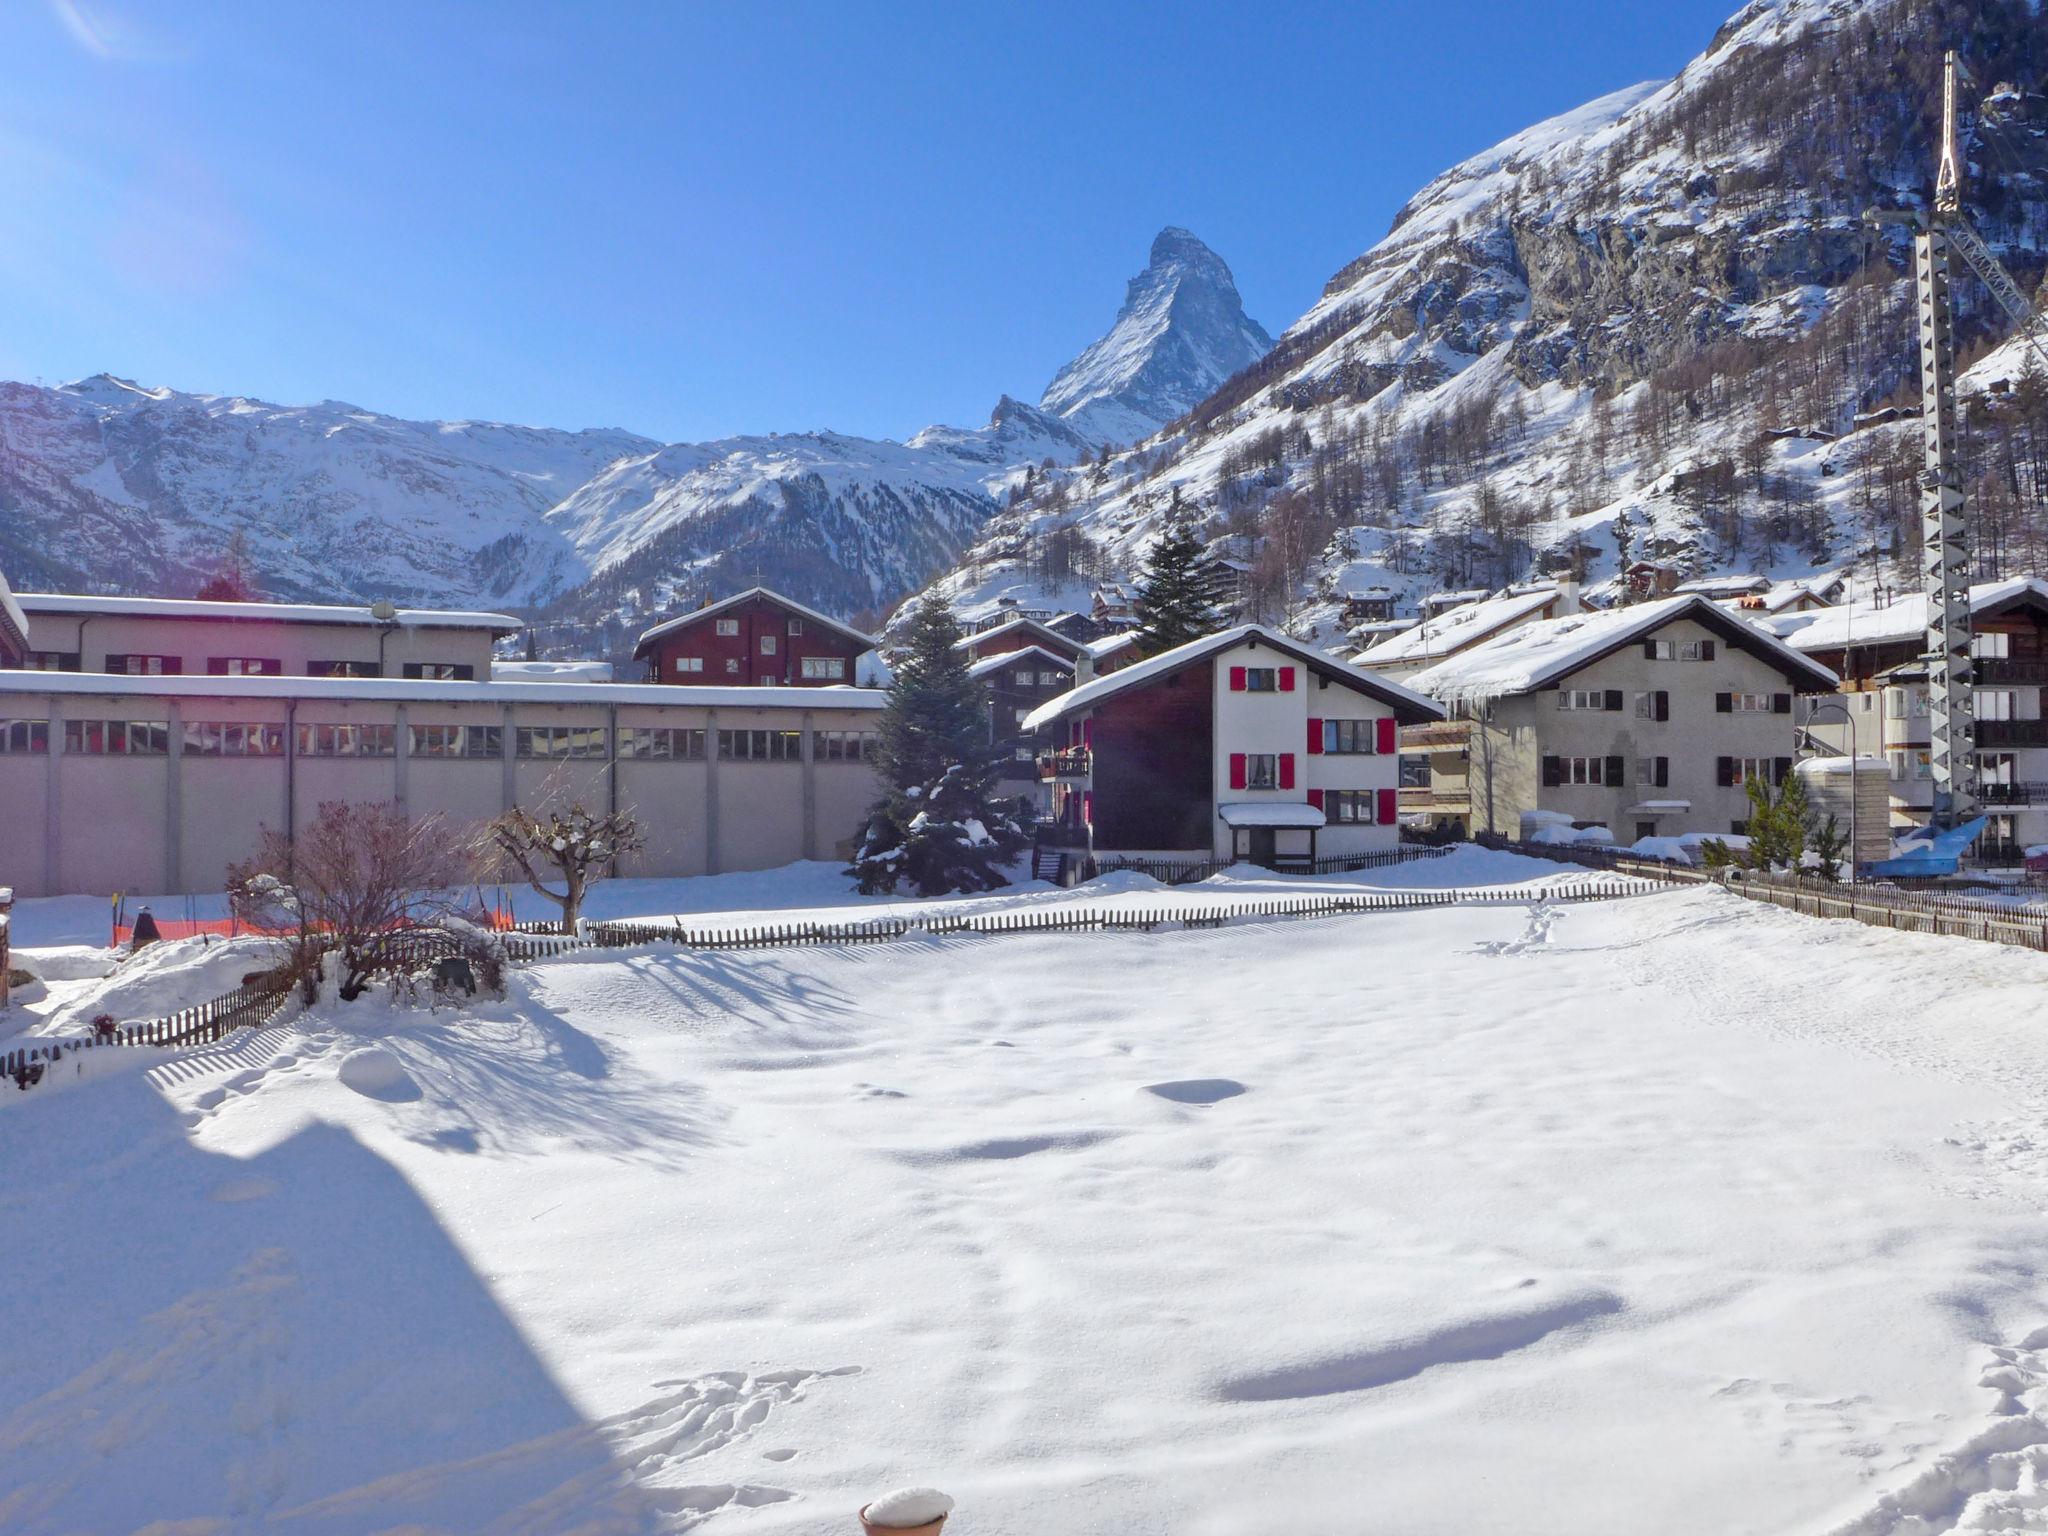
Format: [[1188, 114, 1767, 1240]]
[[850, 593, 1030, 895], [1133, 504, 1221, 654]]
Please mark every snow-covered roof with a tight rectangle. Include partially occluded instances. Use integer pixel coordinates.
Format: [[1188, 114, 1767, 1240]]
[[1767, 579, 2048, 654], [0, 669, 886, 710], [0, 569, 26, 652], [632, 588, 876, 658], [1217, 801, 1327, 829], [1085, 631, 1141, 659], [1674, 573, 1770, 597], [1023, 623, 1445, 733], [951, 614, 1083, 658], [964, 645, 1074, 680], [490, 659, 615, 683], [1405, 595, 1838, 703], [1355, 586, 1559, 667], [1793, 755, 1887, 776], [14, 592, 521, 632]]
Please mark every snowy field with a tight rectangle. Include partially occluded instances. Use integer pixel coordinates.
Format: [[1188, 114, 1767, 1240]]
[[7, 871, 2048, 1533]]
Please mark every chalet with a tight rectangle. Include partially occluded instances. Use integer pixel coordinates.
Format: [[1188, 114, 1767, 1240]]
[[1420, 588, 1489, 618], [0, 594, 886, 898], [1338, 586, 1398, 626], [1401, 595, 1838, 844], [0, 571, 26, 669], [1024, 625, 1442, 875], [952, 613, 1088, 667], [968, 644, 1077, 804], [1355, 582, 1580, 679], [1082, 631, 1142, 673], [1092, 583, 1140, 626], [1734, 578, 1838, 617], [1675, 573, 1772, 602], [1771, 578, 2048, 863], [1623, 561, 1681, 602], [633, 588, 876, 687], [10, 592, 516, 678]]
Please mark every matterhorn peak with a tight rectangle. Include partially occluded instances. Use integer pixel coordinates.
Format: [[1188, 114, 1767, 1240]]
[[1038, 226, 1273, 447]]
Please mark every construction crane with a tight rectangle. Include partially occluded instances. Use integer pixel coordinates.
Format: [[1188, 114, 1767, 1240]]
[[1865, 49, 2041, 865]]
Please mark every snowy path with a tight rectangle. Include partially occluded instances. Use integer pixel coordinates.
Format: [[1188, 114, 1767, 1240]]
[[5, 887, 2048, 1532]]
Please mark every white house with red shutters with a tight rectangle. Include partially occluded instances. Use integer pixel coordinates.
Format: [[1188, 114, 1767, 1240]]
[[1022, 624, 1443, 873]]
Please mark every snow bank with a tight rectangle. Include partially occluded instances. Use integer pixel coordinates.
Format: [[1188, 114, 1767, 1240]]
[[337, 1046, 416, 1099], [863, 1486, 954, 1527], [24, 935, 278, 1039]]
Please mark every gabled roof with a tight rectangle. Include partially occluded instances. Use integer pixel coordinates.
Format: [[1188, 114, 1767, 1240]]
[[1406, 595, 1838, 702], [952, 613, 1086, 660], [15, 593, 519, 633], [632, 587, 876, 659], [1085, 631, 1141, 660], [964, 644, 1075, 680], [1355, 586, 1559, 667], [1023, 623, 1444, 732], [1767, 578, 2048, 654]]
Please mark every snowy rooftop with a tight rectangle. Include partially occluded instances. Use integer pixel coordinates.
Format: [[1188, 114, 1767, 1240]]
[[1355, 587, 1559, 668], [0, 569, 26, 651], [0, 669, 886, 710], [964, 645, 1074, 680], [1085, 632, 1141, 659], [1767, 579, 2048, 653], [1674, 574, 1770, 597], [1217, 801, 1327, 829], [1405, 596, 1837, 703], [632, 588, 876, 657], [490, 660, 616, 683], [1023, 623, 1444, 733], [950, 614, 1081, 656], [14, 593, 522, 632]]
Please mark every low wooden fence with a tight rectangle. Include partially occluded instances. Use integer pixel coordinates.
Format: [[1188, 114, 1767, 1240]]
[[4, 973, 296, 1094], [1095, 843, 1453, 887]]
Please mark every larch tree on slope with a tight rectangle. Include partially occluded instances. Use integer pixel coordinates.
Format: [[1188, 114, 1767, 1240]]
[[850, 593, 1030, 896], [1133, 504, 1222, 655]]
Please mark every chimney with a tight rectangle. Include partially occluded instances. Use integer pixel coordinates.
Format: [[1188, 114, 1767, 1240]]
[[1073, 649, 1095, 686], [1556, 577, 1582, 615]]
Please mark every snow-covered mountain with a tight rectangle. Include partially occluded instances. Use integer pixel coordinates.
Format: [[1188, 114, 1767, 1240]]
[[0, 227, 1263, 642], [927, 0, 2048, 650], [1039, 227, 1275, 445]]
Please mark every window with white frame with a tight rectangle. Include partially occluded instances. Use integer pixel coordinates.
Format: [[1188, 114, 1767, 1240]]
[[761, 634, 778, 655], [724, 658, 740, 674], [618, 727, 705, 760], [184, 722, 287, 756], [1728, 756, 1773, 785], [800, 655, 845, 680], [1557, 689, 1609, 711], [1324, 789, 1378, 824], [1322, 719, 1379, 754], [716, 618, 739, 636], [297, 723, 396, 757], [1728, 691, 1773, 712], [1973, 631, 2012, 659], [1647, 639, 1713, 661], [788, 617, 804, 634], [675, 656, 705, 674], [718, 728, 802, 761], [1244, 753, 1278, 789], [63, 720, 171, 755], [1015, 668, 1035, 686], [1562, 756, 1614, 785], [513, 725, 603, 759], [0, 719, 49, 753], [1980, 688, 2015, 721], [1039, 670, 1061, 686]]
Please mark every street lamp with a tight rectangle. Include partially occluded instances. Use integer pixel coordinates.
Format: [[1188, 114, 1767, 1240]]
[[1798, 698, 1860, 887]]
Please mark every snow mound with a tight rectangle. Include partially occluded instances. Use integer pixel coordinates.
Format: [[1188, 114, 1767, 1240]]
[[14, 945, 118, 983], [338, 1047, 417, 1100], [863, 1486, 955, 1527]]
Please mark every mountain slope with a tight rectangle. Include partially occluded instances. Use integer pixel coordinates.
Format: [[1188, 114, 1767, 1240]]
[[1039, 227, 1276, 445], [927, 0, 2048, 649]]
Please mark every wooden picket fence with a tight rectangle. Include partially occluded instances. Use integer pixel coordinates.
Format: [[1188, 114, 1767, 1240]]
[[1095, 842, 1453, 887], [3, 971, 296, 1095]]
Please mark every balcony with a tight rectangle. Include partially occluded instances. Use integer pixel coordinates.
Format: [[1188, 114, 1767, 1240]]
[[1400, 784, 1471, 812], [1979, 780, 2048, 805], [1400, 721, 1471, 752], [1037, 747, 1092, 780], [1977, 719, 2048, 749], [1978, 658, 2048, 686]]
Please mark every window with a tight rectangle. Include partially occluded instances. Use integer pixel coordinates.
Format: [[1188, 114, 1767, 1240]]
[[724, 658, 740, 674], [208, 657, 280, 676], [0, 719, 49, 753], [411, 723, 503, 757], [716, 618, 740, 636], [22, 651, 80, 672], [1645, 639, 1714, 662], [1563, 756, 1614, 785], [297, 723, 396, 757], [1634, 690, 1671, 721], [1322, 719, 1380, 754], [1980, 689, 2015, 722], [1722, 692, 1773, 713], [183, 722, 287, 756], [1244, 753, 1278, 789], [1887, 687, 1929, 719], [514, 725, 603, 759], [1725, 756, 1773, 785], [1889, 748, 1932, 781], [800, 655, 845, 680], [63, 720, 170, 755], [310, 659, 381, 678], [1244, 668, 1278, 693], [618, 726, 705, 760], [105, 654, 181, 676], [788, 617, 804, 634], [1974, 631, 2012, 659], [1634, 756, 1670, 788], [1015, 669, 1035, 686], [760, 634, 778, 655], [674, 656, 705, 674], [718, 728, 802, 761], [815, 729, 878, 762], [1039, 670, 1062, 687], [1558, 688, 1620, 711], [1325, 789, 1379, 824], [401, 662, 474, 681], [1012, 707, 1031, 726]]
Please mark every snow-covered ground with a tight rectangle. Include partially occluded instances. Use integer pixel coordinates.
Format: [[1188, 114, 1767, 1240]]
[[7, 871, 2048, 1533]]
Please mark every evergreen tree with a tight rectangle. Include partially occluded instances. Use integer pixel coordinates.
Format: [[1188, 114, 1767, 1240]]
[[1133, 505, 1221, 654], [849, 593, 1030, 896], [1740, 770, 1811, 873]]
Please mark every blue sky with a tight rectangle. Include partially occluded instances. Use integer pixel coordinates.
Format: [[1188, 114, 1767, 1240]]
[[2, 0, 1736, 444]]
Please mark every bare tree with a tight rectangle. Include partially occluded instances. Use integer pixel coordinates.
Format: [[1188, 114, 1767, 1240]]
[[228, 800, 487, 1002], [488, 797, 645, 935]]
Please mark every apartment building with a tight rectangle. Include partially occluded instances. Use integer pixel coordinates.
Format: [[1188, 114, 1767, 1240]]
[[1401, 596, 1838, 842]]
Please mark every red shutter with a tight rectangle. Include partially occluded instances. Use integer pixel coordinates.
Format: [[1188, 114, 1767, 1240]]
[[1229, 753, 1247, 790], [1307, 788, 1324, 810], [1307, 718, 1324, 755], [1280, 666, 1296, 692], [1279, 753, 1295, 789], [1229, 665, 1247, 691], [1377, 788, 1398, 826], [1376, 717, 1396, 755]]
